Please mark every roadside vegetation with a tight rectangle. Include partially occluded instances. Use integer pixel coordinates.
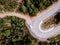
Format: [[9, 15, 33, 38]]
[[41, 12, 60, 30], [0, 0, 18, 12], [0, 0, 58, 16], [0, 16, 60, 45], [54, 12, 60, 24], [19, 0, 58, 16], [0, 16, 35, 45], [48, 35, 60, 42]]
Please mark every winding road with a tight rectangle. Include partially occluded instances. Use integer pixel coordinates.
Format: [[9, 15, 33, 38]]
[[0, 0, 60, 42], [27, 0, 60, 41]]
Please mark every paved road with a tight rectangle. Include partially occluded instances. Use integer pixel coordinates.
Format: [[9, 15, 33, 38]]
[[0, 0, 60, 41], [27, 0, 60, 41]]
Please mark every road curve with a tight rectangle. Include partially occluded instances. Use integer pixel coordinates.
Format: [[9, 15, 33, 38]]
[[27, 0, 60, 41], [0, 12, 32, 24], [0, 0, 60, 42]]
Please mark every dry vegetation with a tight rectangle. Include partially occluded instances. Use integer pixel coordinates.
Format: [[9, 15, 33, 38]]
[[0, 0, 60, 45], [41, 12, 60, 30], [0, 0, 58, 16]]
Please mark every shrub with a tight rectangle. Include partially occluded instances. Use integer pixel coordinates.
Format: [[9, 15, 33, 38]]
[[0, 0, 18, 11]]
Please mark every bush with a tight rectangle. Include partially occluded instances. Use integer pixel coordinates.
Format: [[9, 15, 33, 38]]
[[9, 1, 17, 9], [54, 12, 60, 24], [4, 6, 12, 11], [0, 0, 6, 5]]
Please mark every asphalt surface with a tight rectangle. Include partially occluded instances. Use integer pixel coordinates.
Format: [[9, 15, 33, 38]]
[[27, 0, 60, 41]]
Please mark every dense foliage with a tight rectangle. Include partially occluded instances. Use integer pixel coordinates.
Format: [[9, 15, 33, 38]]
[[0, 0, 58, 16], [54, 12, 60, 24], [41, 12, 60, 30], [0, 0, 18, 11], [19, 0, 58, 16], [0, 16, 35, 45], [39, 40, 60, 45], [0, 16, 60, 45]]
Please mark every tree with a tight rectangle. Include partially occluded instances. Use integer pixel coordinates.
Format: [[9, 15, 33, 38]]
[[4, 6, 12, 11], [39, 3, 45, 10], [9, 1, 17, 8], [19, 0, 58, 16], [20, 5, 28, 13]]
